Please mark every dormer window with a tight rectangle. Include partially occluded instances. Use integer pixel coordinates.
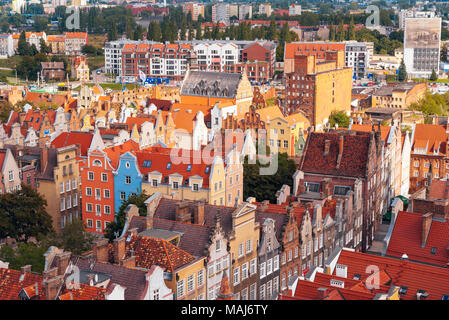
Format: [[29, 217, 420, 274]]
[[143, 160, 152, 168]]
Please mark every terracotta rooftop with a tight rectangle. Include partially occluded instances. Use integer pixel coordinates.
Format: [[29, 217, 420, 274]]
[[51, 131, 93, 156], [0, 268, 43, 300]]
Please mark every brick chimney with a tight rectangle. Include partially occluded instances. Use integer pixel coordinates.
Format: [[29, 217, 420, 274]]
[[113, 237, 126, 264], [39, 148, 48, 175], [93, 239, 109, 263], [21, 265, 31, 275], [317, 287, 328, 299], [324, 139, 331, 156], [120, 255, 136, 269], [54, 252, 71, 276], [422, 212, 433, 247], [193, 201, 205, 225], [336, 135, 344, 169], [44, 275, 64, 300], [145, 215, 153, 229], [175, 201, 192, 223]]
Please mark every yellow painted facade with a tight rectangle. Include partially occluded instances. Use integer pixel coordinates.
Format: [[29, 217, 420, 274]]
[[169, 258, 207, 300]]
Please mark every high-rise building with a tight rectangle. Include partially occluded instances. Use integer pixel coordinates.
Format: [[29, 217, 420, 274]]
[[258, 3, 271, 17], [344, 41, 373, 79], [404, 17, 441, 79], [398, 9, 436, 29], [285, 50, 352, 128], [182, 2, 205, 21], [212, 3, 229, 23], [239, 4, 252, 20], [289, 4, 302, 16]]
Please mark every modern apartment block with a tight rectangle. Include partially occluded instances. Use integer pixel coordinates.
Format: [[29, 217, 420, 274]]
[[182, 2, 205, 21], [289, 4, 302, 16], [105, 39, 133, 75], [404, 17, 441, 79], [344, 42, 373, 79], [120, 42, 192, 82], [239, 4, 252, 20], [398, 9, 436, 29], [212, 3, 229, 23]]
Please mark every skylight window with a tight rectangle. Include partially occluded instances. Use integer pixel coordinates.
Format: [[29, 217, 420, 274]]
[[143, 160, 152, 168], [442, 295, 449, 300], [205, 166, 210, 174], [399, 286, 408, 295], [431, 247, 437, 255], [187, 164, 192, 172], [166, 162, 172, 170]]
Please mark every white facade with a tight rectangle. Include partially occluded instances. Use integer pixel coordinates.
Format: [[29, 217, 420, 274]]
[[0, 35, 13, 58], [105, 39, 136, 75], [344, 42, 372, 79], [239, 5, 252, 20], [398, 9, 436, 29], [404, 17, 441, 78], [289, 4, 302, 16], [142, 266, 174, 300], [258, 3, 271, 17], [11, 0, 24, 14], [212, 3, 229, 23], [193, 42, 239, 70]]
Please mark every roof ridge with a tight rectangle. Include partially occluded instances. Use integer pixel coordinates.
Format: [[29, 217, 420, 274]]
[[154, 217, 212, 229]]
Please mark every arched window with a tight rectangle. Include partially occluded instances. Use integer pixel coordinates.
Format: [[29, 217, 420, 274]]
[[93, 160, 102, 167]]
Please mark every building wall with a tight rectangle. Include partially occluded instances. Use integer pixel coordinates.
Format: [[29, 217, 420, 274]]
[[114, 153, 143, 213], [172, 258, 207, 300]]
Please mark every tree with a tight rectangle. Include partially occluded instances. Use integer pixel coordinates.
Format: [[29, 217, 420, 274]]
[[195, 23, 202, 40], [17, 31, 31, 56], [39, 38, 50, 55], [0, 185, 53, 241], [329, 110, 350, 128], [267, 19, 277, 40], [243, 153, 296, 203], [0, 102, 18, 123], [59, 218, 96, 255], [108, 21, 117, 41], [329, 23, 335, 41], [0, 242, 47, 273], [82, 44, 97, 55], [337, 20, 345, 41], [430, 69, 438, 81], [347, 17, 355, 40], [104, 192, 151, 242], [180, 19, 187, 41], [126, 19, 133, 40], [398, 59, 407, 82]]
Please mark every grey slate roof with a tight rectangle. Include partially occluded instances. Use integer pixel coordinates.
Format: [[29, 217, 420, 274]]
[[72, 256, 148, 300], [181, 70, 242, 99]]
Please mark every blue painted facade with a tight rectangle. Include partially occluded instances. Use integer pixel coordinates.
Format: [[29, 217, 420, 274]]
[[113, 152, 143, 213]]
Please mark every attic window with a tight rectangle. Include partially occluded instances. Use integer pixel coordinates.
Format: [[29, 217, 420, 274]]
[[187, 164, 192, 172], [36, 118, 39, 123], [353, 274, 361, 280], [305, 182, 319, 193], [143, 160, 152, 168], [166, 162, 172, 170], [334, 186, 351, 196], [442, 295, 449, 300], [184, 179, 189, 185], [431, 247, 437, 255], [399, 286, 408, 295], [205, 166, 210, 174]]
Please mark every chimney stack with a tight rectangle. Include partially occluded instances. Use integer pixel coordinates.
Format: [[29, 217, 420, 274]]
[[93, 239, 109, 263], [193, 201, 205, 225], [55, 252, 71, 276], [336, 135, 344, 169], [324, 139, 331, 156], [21, 265, 32, 275], [44, 275, 64, 300], [175, 201, 192, 223], [422, 212, 433, 247], [120, 255, 136, 269], [113, 237, 126, 264], [318, 287, 328, 299]]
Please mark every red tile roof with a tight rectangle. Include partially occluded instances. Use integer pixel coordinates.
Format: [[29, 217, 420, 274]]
[[428, 179, 449, 200], [0, 268, 43, 300], [335, 249, 449, 300], [412, 124, 449, 156], [350, 124, 391, 147], [58, 283, 106, 300], [284, 42, 345, 60], [51, 131, 93, 156], [104, 140, 140, 169], [125, 234, 196, 272], [386, 211, 449, 267], [301, 131, 372, 178]]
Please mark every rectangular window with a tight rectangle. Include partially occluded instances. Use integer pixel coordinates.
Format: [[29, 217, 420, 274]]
[[260, 262, 266, 279], [120, 192, 126, 200], [60, 182, 64, 194], [60, 198, 65, 211], [250, 258, 256, 275], [187, 274, 195, 293], [66, 180, 71, 192], [177, 279, 185, 298], [152, 179, 158, 187], [246, 239, 252, 254], [104, 189, 110, 199], [86, 187, 92, 197], [233, 267, 240, 285], [96, 220, 101, 232], [197, 269, 204, 287], [86, 219, 93, 228], [173, 181, 179, 189], [260, 284, 265, 300], [238, 243, 244, 258], [267, 258, 273, 275], [66, 195, 72, 209], [193, 183, 199, 191], [95, 204, 101, 216], [8, 170, 13, 182], [86, 203, 92, 212], [288, 250, 292, 261], [294, 246, 298, 258], [104, 205, 111, 215], [125, 176, 131, 184], [73, 193, 78, 206], [250, 283, 256, 300], [88, 172, 94, 181], [273, 255, 279, 271], [72, 178, 76, 189], [101, 173, 108, 182], [95, 188, 101, 200], [242, 263, 248, 280]]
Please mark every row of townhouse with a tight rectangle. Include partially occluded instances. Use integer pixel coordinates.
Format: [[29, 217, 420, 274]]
[[4, 32, 88, 56], [93, 182, 365, 300], [105, 39, 277, 84]]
